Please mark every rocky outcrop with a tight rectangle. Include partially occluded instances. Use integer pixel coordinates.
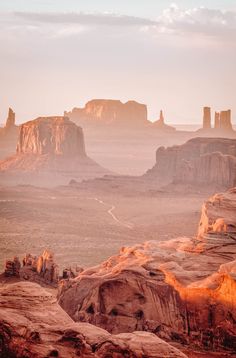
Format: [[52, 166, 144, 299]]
[[0, 281, 187, 358], [5, 108, 16, 130], [65, 99, 148, 127], [22, 250, 59, 284], [0, 108, 19, 160], [58, 187, 236, 352], [0, 116, 108, 185], [152, 110, 176, 132], [4, 257, 21, 277], [146, 137, 236, 188], [201, 106, 234, 133]]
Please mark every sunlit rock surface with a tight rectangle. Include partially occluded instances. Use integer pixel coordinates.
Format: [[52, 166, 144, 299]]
[[0, 282, 187, 358], [59, 187, 236, 351]]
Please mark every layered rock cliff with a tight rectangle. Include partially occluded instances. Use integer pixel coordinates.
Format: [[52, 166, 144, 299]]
[[16, 117, 86, 156], [65, 99, 149, 127], [58, 187, 236, 352], [146, 137, 236, 188], [0, 116, 108, 185], [0, 281, 187, 358]]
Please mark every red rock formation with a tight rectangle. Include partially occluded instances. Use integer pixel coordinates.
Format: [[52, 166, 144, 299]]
[[0, 282, 187, 357], [16, 117, 85, 156], [4, 257, 21, 277], [146, 137, 236, 188], [175, 151, 236, 187], [0, 108, 19, 160], [201, 107, 234, 133], [220, 110, 232, 130], [5, 108, 16, 130], [152, 110, 176, 132], [214, 112, 220, 129], [58, 187, 236, 352], [65, 99, 148, 127], [0, 116, 108, 185], [22, 250, 59, 284], [203, 107, 211, 129]]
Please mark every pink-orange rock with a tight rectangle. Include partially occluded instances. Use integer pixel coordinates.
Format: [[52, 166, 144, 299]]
[[152, 110, 176, 132], [0, 281, 187, 358], [146, 137, 236, 188], [17, 117, 85, 156], [65, 99, 148, 127], [0, 116, 108, 185], [58, 187, 236, 351]]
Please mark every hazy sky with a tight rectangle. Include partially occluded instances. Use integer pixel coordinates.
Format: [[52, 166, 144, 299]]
[[0, 1, 235, 124]]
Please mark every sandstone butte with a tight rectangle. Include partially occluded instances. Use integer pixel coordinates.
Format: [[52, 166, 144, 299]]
[[58, 187, 236, 352], [145, 137, 236, 188], [0, 116, 108, 184]]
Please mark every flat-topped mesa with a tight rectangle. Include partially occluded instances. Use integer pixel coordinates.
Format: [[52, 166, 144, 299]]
[[5, 107, 16, 130], [16, 116, 86, 157], [146, 137, 236, 188], [65, 99, 148, 126]]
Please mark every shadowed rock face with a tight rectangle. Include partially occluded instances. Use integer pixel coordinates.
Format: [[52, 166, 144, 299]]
[[58, 187, 236, 351], [146, 137, 236, 188], [65, 99, 148, 126], [0, 282, 187, 358]]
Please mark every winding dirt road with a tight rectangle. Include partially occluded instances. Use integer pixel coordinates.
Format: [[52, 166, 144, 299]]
[[88, 197, 134, 229]]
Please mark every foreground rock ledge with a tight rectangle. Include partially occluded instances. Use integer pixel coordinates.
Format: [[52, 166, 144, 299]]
[[58, 187, 236, 352], [0, 281, 186, 357]]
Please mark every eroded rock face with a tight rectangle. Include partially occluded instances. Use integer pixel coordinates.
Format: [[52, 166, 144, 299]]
[[146, 137, 236, 188], [17, 117, 85, 156], [0, 281, 187, 358], [58, 187, 236, 351], [0, 108, 19, 160], [0, 116, 108, 184], [5, 108, 16, 130], [65, 99, 148, 126]]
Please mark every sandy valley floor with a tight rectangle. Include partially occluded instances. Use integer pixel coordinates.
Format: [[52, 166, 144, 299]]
[[0, 183, 209, 272]]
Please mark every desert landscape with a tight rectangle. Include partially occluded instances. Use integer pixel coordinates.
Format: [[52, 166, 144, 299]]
[[0, 1, 236, 357]]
